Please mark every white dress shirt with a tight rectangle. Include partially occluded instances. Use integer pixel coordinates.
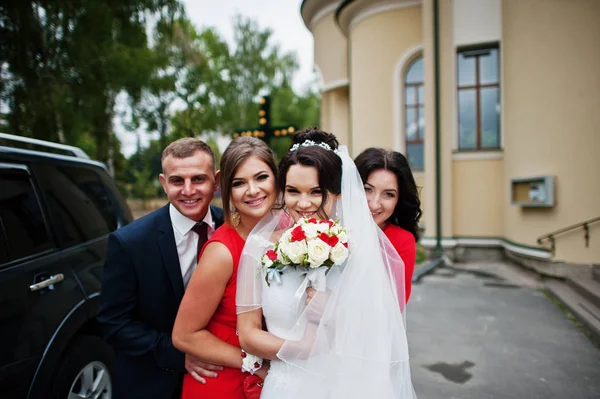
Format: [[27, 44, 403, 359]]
[[169, 204, 216, 287]]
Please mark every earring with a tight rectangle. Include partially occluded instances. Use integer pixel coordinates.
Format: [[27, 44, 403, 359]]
[[230, 207, 241, 228]]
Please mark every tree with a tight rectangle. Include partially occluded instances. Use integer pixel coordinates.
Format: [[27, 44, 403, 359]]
[[0, 0, 182, 172]]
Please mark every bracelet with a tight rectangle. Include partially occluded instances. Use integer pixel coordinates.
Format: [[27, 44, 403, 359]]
[[241, 349, 263, 375]]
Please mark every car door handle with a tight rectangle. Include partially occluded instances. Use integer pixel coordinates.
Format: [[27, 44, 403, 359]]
[[30, 273, 65, 292]]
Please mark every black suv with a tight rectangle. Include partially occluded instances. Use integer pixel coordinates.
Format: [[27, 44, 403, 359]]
[[0, 133, 132, 398]]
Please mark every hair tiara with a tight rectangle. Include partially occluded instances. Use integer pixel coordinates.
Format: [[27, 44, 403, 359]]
[[289, 140, 341, 155]]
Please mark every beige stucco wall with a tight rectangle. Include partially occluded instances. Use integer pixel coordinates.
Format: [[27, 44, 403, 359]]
[[502, 0, 600, 264], [452, 159, 504, 236], [321, 86, 350, 146], [349, 6, 422, 157], [312, 11, 348, 87], [453, 0, 501, 46]]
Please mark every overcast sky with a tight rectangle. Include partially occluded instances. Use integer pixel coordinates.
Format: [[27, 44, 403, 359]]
[[117, 0, 314, 157]]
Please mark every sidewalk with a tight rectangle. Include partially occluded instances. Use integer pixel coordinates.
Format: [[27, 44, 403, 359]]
[[407, 261, 600, 399]]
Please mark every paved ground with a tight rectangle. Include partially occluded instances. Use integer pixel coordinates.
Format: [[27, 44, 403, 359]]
[[407, 262, 600, 399]]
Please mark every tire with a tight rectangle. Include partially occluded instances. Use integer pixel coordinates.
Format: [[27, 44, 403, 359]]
[[50, 335, 115, 399]]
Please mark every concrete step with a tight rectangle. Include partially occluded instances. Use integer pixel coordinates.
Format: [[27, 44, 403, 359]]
[[566, 276, 600, 309], [546, 279, 600, 341], [593, 265, 600, 283]]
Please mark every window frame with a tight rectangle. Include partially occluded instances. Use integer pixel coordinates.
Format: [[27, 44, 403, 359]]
[[456, 42, 501, 151], [404, 55, 425, 170], [0, 163, 55, 266]]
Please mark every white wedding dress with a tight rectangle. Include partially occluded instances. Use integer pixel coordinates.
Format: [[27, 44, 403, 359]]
[[259, 268, 311, 397]]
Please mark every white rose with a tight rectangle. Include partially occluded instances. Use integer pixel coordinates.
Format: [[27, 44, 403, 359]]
[[281, 240, 307, 264], [276, 246, 291, 265], [315, 222, 330, 233], [262, 255, 273, 268], [329, 224, 341, 235], [307, 238, 330, 268], [302, 223, 319, 239], [330, 242, 349, 265], [337, 231, 348, 244]]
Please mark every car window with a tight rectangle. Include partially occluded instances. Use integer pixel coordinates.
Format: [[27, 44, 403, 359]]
[[33, 165, 117, 246], [0, 169, 53, 263]]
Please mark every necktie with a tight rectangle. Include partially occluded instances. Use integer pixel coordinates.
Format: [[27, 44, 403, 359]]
[[192, 222, 208, 263], [184, 222, 207, 289]]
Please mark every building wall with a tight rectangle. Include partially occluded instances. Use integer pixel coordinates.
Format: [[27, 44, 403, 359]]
[[349, 6, 422, 157], [321, 86, 350, 146], [312, 11, 348, 88], [452, 159, 504, 237], [502, 0, 600, 264], [453, 0, 501, 46]]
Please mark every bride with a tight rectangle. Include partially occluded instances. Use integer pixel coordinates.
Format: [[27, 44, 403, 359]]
[[236, 129, 416, 398]]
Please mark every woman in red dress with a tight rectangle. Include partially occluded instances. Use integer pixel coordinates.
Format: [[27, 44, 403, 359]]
[[173, 137, 278, 398], [355, 148, 422, 302]]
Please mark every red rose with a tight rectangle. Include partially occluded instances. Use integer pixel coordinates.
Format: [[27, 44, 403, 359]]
[[291, 225, 306, 242], [266, 249, 278, 261], [317, 232, 330, 244], [308, 217, 317, 224], [343, 242, 348, 248], [328, 235, 339, 247], [327, 220, 334, 228]]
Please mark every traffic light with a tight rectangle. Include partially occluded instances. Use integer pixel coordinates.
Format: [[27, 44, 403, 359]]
[[258, 95, 271, 130]]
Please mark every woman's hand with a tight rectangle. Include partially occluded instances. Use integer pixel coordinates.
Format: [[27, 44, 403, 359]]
[[254, 361, 270, 380], [305, 287, 329, 324]]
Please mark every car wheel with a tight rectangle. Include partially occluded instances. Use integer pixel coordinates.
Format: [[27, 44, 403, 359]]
[[50, 335, 114, 399]]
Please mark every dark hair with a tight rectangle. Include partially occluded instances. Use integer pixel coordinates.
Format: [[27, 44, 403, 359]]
[[161, 137, 215, 171], [354, 148, 422, 241], [220, 137, 277, 224], [278, 128, 342, 219]]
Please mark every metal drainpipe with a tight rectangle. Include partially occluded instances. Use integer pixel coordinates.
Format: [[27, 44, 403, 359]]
[[433, 0, 442, 255]]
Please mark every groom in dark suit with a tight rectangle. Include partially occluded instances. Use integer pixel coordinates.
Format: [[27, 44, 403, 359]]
[[98, 137, 224, 398]]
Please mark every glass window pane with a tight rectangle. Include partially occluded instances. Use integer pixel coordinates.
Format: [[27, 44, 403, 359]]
[[405, 108, 418, 141], [405, 86, 417, 106], [418, 106, 426, 139], [406, 143, 424, 170], [458, 52, 476, 86], [34, 166, 116, 244], [480, 87, 500, 148], [0, 171, 53, 262], [405, 57, 424, 84], [458, 89, 477, 149], [480, 48, 499, 85], [417, 85, 424, 106]]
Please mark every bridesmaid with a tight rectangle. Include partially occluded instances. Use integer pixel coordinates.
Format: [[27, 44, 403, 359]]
[[355, 147, 422, 302], [173, 137, 278, 398]]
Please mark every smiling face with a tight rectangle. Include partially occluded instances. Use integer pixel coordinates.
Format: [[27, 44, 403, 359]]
[[159, 150, 219, 221], [284, 164, 334, 222], [364, 169, 399, 228], [229, 156, 277, 226]]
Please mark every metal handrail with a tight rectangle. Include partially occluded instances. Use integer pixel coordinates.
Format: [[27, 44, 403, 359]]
[[537, 216, 600, 255], [0, 132, 90, 159]]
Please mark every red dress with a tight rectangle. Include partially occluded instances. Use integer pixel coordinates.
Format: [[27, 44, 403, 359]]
[[382, 224, 416, 302], [181, 223, 246, 399]]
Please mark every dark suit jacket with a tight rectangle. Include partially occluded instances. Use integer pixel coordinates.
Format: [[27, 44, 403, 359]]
[[98, 204, 224, 399]]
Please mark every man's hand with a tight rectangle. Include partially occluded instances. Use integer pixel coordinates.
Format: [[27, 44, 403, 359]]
[[185, 354, 223, 384]]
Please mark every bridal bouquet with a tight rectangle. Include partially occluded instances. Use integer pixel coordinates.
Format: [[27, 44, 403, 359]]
[[261, 217, 349, 288]]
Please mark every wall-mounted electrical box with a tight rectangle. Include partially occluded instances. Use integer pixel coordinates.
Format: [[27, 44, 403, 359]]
[[510, 176, 555, 207]]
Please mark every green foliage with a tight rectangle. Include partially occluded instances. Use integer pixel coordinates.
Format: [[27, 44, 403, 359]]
[[2, 2, 321, 190], [1, 0, 181, 170], [131, 167, 159, 202]]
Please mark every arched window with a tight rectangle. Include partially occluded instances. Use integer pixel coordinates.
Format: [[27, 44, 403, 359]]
[[404, 56, 424, 170]]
